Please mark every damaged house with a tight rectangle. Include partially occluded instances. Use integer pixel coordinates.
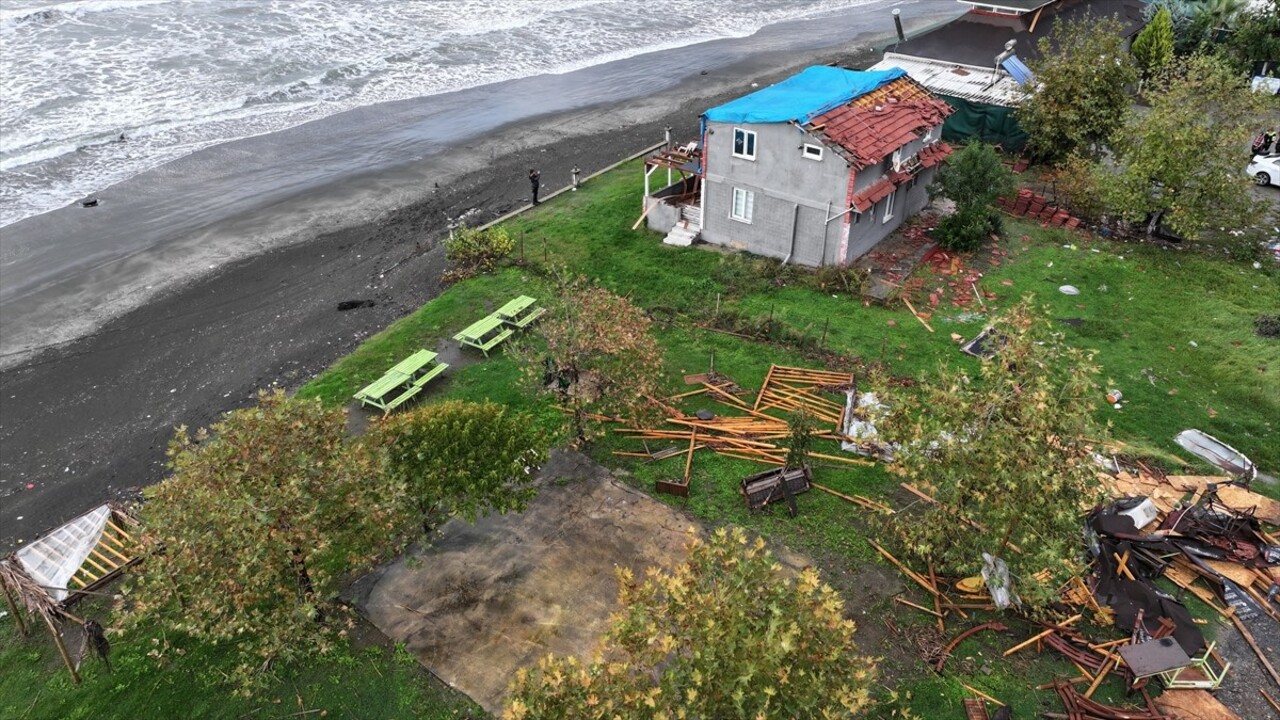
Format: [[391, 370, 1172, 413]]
[[644, 65, 953, 267]]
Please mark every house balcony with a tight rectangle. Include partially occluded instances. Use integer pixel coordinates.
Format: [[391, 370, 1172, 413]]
[[643, 143, 704, 244]]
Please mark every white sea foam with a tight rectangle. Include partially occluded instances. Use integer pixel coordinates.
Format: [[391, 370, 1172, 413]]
[[1, 0, 885, 227]]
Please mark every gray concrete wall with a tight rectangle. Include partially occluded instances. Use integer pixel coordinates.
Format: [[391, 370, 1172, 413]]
[[702, 118, 945, 266], [701, 121, 847, 263]]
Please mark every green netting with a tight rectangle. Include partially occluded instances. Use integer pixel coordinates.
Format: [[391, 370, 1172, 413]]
[[939, 95, 1028, 151]]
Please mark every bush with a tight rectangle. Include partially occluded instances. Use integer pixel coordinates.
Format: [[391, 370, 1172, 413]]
[[934, 207, 998, 252], [1055, 154, 1107, 223], [443, 225, 514, 272]]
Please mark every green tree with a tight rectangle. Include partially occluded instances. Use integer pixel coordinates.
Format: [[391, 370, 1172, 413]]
[[369, 400, 550, 534], [124, 391, 402, 688], [1098, 53, 1270, 239], [783, 409, 817, 469], [504, 527, 876, 719], [529, 277, 665, 444], [877, 300, 1105, 611], [1133, 6, 1176, 83], [932, 142, 1015, 251], [1219, 0, 1280, 73], [1016, 15, 1138, 163]]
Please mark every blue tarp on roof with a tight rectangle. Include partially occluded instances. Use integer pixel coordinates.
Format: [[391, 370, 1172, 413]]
[[703, 65, 907, 125], [1001, 55, 1034, 86]]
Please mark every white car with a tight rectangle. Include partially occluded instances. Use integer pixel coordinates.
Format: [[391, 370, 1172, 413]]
[[1248, 153, 1280, 187]]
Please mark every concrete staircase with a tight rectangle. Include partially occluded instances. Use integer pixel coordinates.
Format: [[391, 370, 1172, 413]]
[[663, 204, 701, 246]]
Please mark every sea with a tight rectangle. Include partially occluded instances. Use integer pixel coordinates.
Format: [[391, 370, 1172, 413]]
[[0, 0, 959, 362]]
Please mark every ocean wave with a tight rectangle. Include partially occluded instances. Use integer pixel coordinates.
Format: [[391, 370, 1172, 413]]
[[1, 0, 907, 227], [0, 0, 173, 28]]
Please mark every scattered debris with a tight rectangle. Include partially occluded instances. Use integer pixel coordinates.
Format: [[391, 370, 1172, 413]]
[[1059, 284, 1080, 295], [1174, 429, 1258, 484], [960, 327, 1007, 359], [740, 465, 811, 514]]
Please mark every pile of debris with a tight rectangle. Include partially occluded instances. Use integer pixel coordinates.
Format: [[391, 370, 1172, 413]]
[[614, 365, 889, 512], [997, 188, 1083, 229]]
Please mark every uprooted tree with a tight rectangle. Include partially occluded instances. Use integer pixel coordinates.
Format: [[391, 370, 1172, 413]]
[[504, 527, 877, 719], [124, 390, 403, 689], [368, 399, 550, 534], [1016, 14, 1138, 164], [528, 277, 665, 444], [1097, 53, 1270, 240], [876, 299, 1106, 611]]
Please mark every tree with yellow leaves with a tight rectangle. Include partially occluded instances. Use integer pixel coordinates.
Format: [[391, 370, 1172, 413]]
[[504, 528, 876, 719]]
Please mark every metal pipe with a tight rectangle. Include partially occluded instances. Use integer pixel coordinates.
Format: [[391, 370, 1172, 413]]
[[892, 9, 905, 44], [783, 203, 800, 265]]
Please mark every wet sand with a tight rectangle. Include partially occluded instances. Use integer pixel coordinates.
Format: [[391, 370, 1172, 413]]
[[0, 17, 956, 549]]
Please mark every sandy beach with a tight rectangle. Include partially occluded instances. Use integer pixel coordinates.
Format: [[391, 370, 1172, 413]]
[[0, 11, 958, 550]]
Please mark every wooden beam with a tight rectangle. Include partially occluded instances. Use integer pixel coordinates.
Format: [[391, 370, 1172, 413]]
[[1, 576, 27, 637], [43, 612, 80, 686], [1028, 5, 1045, 33]]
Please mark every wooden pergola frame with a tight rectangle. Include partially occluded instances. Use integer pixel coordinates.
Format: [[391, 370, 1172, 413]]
[[0, 503, 139, 684]]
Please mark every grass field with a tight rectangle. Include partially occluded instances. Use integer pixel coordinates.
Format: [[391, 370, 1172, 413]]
[[4, 158, 1276, 719]]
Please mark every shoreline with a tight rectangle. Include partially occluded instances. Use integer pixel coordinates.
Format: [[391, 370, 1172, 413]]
[[0, 13, 957, 548], [0, 5, 959, 370]]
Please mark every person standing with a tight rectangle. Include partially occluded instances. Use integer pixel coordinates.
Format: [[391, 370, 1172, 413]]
[[529, 168, 541, 205], [1265, 129, 1278, 155], [1252, 130, 1269, 158]]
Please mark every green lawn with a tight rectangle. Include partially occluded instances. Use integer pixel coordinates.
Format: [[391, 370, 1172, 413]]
[[6, 157, 1275, 718]]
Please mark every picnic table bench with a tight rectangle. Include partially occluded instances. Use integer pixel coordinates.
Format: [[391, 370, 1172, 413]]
[[453, 314, 514, 357], [495, 295, 546, 328], [353, 349, 449, 413]]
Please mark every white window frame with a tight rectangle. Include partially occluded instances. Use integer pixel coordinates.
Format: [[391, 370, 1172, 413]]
[[730, 187, 754, 223], [882, 190, 896, 224], [891, 149, 903, 171], [923, 126, 936, 143], [802, 143, 823, 161], [732, 128, 757, 160]]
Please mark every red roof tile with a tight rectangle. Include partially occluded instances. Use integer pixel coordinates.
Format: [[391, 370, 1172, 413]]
[[919, 142, 953, 168], [851, 177, 897, 213], [807, 76, 954, 169]]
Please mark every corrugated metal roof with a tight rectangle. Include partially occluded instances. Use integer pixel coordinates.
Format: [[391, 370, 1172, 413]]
[[870, 54, 1023, 107]]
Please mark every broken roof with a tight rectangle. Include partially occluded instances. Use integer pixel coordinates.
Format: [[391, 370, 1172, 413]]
[[889, 0, 1147, 69], [870, 53, 1023, 106], [807, 75, 955, 169], [703, 66, 906, 125]]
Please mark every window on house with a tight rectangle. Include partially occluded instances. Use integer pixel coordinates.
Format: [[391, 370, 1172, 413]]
[[802, 143, 823, 161], [922, 126, 935, 143], [730, 187, 754, 223], [852, 209, 862, 224], [891, 149, 902, 170], [733, 128, 757, 160], [882, 190, 896, 224]]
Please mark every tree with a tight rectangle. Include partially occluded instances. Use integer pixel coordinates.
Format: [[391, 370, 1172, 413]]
[[504, 527, 876, 719], [124, 391, 402, 688], [1098, 53, 1270, 239], [1219, 0, 1280, 73], [530, 277, 665, 444], [1132, 6, 1176, 83], [1016, 15, 1138, 163], [369, 400, 549, 533], [876, 300, 1105, 611], [932, 142, 1015, 251], [443, 225, 515, 275], [783, 409, 817, 470]]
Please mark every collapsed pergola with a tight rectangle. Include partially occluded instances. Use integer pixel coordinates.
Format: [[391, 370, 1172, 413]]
[[0, 503, 138, 683]]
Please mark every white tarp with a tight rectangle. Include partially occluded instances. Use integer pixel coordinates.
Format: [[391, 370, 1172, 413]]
[[14, 505, 111, 602]]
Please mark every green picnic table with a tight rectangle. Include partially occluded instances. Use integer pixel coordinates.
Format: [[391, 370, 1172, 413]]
[[495, 295, 546, 328], [453, 314, 514, 357], [353, 349, 449, 413]]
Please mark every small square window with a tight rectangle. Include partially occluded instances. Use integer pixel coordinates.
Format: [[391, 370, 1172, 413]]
[[730, 187, 754, 223], [802, 144, 823, 160], [733, 128, 757, 160]]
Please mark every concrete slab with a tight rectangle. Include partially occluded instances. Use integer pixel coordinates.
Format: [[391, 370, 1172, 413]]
[[356, 451, 702, 714]]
